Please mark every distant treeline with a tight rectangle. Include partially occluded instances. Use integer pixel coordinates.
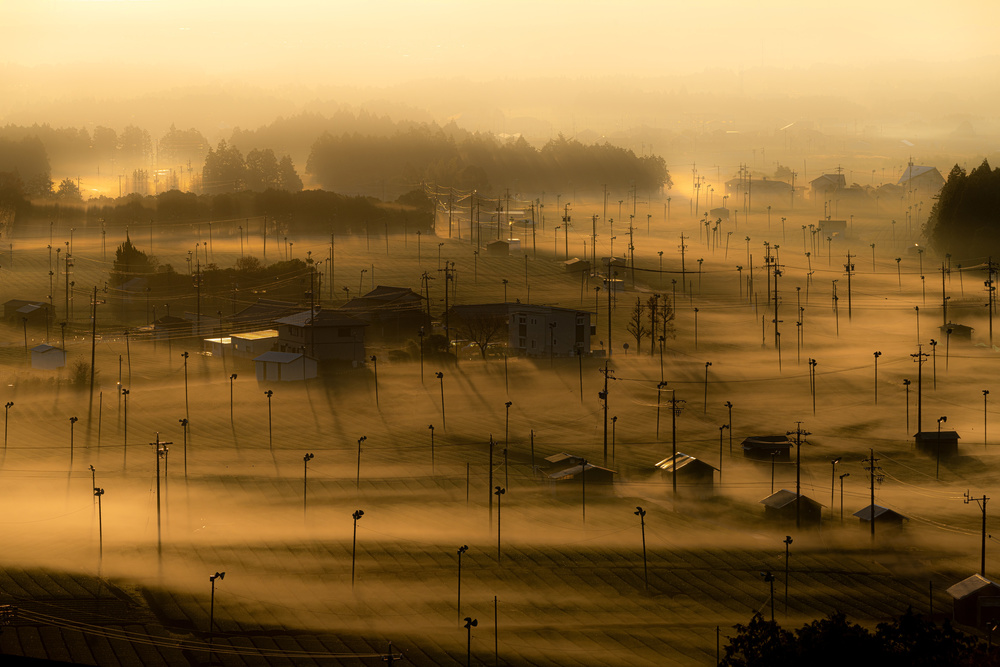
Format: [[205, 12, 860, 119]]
[[925, 160, 1000, 260], [12, 188, 434, 238], [306, 129, 671, 196]]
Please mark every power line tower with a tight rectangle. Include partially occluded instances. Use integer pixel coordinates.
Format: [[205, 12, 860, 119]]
[[862, 449, 884, 542]]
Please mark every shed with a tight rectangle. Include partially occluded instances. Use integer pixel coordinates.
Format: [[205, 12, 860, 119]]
[[486, 240, 509, 257], [914, 430, 960, 457], [202, 337, 231, 357], [4, 299, 54, 326], [947, 574, 1000, 628], [30, 344, 66, 370], [852, 504, 908, 528], [654, 452, 717, 489], [760, 489, 823, 525], [544, 462, 615, 484], [563, 258, 590, 273], [942, 322, 973, 341], [253, 351, 318, 382], [709, 207, 730, 221], [820, 220, 847, 237], [742, 435, 792, 462], [231, 329, 278, 359], [543, 452, 586, 471]]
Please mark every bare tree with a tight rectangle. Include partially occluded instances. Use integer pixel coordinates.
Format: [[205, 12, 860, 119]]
[[453, 310, 509, 359], [661, 294, 676, 339], [626, 297, 648, 352], [647, 295, 659, 355]]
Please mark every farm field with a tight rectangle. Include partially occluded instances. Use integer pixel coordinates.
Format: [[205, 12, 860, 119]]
[[0, 203, 997, 665]]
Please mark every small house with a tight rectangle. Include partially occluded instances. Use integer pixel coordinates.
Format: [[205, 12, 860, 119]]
[[253, 351, 318, 382], [915, 430, 960, 457], [852, 504, 908, 528], [709, 207, 730, 221], [947, 574, 1000, 628], [820, 220, 847, 237], [4, 299, 54, 327], [543, 452, 586, 471], [942, 322, 974, 341], [563, 258, 590, 274], [486, 240, 509, 257], [760, 489, 823, 525], [544, 461, 615, 485], [202, 337, 232, 357], [742, 435, 792, 462], [231, 329, 279, 360], [654, 452, 717, 493], [30, 344, 66, 370]]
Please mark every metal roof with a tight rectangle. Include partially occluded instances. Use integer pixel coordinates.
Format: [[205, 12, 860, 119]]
[[254, 351, 304, 364], [852, 504, 907, 521], [760, 489, 824, 509], [947, 574, 1000, 600], [231, 329, 278, 341], [654, 452, 718, 473]]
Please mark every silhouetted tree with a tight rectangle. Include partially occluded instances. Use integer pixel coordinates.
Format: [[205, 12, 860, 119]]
[[110, 234, 156, 286], [56, 178, 82, 201], [626, 297, 648, 352], [926, 160, 1000, 259]]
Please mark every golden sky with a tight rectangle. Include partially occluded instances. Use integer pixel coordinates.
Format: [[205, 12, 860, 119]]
[[3, 0, 997, 86]]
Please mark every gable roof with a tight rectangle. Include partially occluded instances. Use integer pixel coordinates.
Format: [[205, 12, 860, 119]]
[[254, 351, 305, 364], [897, 165, 942, 185], [654, 452, 718, 473], [810, 173, 846, 188], [947, 574, 1000, 600], [914, 431, 961, 441], [852, 504, 908, 522], [277, 309, 369, 328], [760, 489, 823, 509]]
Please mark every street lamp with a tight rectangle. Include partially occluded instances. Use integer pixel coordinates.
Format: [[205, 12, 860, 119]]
[[356, 436, 367, 490], [69, 416, 78, 459], [178, 418, 189, 478], [263, 389, 274, 449], [494, 485, 506, 562], [303, 452, 314, 517], [985, 390, 991, 448], [4, 401, 12, 450], [428, 424, 435, 473], [121, 388, 129, 467], [352, 509, 364, 587], [936, 416, 947, 480], [464, 617, 478, 667], [436, 372, 446, 430], [830, 457, 841, 516], [903, 379, 911, 432], [783, 535, 793, 613], [209, 571, 225, 662], [839, 473, 850, 521], [181, 351, 189, 422], [370, 355, 379, 406], [457, 544, 469, 624], [873, 351, 881, 404], [229, 373, 237, 424], [704, 362, 712, 413], [94, 486, 105, 561], [718, 424, 730, 481], [418, 327, 425, 383], [635, 506, 648, 592]]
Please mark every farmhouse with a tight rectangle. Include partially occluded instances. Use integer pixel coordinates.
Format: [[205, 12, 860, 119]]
[[654, 452, 717, 490], [942, 322, 973, 341], [760, 489, 823, 526], [30, 344, 66, 370], [947, 574, 1000, 628], [276, 309, 368, 365], [3, 299, 54, 327], [742, 435, 792, 461], [914, 430, 960, 457], [253, 351, 318, 382], [852, 504, 908, 529], [339, 285, 425, 341]]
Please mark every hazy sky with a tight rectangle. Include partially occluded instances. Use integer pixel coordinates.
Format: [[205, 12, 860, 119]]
[[4, 0, 997, 88]]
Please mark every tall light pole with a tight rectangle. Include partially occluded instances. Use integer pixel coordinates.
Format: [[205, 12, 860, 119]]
[[428, 424, 435, 473], [264, 390, 273, 450], [494, 485, 506, 563], [356, 436, 367, 490], [873, 351, 881, 404], [303, 452, 314, 517], [121, 388, 129, 467], [69, 416, 78, 459], [839, 473, 850, 521], [418, 327, 425, 384], [370, 355, 379, 407], [94, 486, 105, 562], [464, 617, 478, 667], [830, 458, 841, 517], [718, 424, 730, 481], [985, 390, 991, 448], [760, 571, 775, 621], [209, 571, 225, 662], [903, 379, 911, 432], [457, 544, 468, 624], [703, 362, 712, 413], [783, 535, 793, 613], [178, 418, 189, 478], [181, 351, 189, 423], [936, 416, 947, 480], [352, 509, 364, 587], [3, 401, 12, 450], [964, 491, 990, 576], [436, 372, 446, 430], [635, 506, 648, 592], [229, 373, 237, 424]]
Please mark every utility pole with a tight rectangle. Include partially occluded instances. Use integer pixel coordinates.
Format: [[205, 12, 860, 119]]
[[844, 252, 855, 319], [678, 234, 688, 295], [599, 362, 614, 465], [150, 433, 171, 558], [787, 423, 810, 529], [965, 491, 990, 576], [863, 449, 883, 542], [911, 346, 928, 435]]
